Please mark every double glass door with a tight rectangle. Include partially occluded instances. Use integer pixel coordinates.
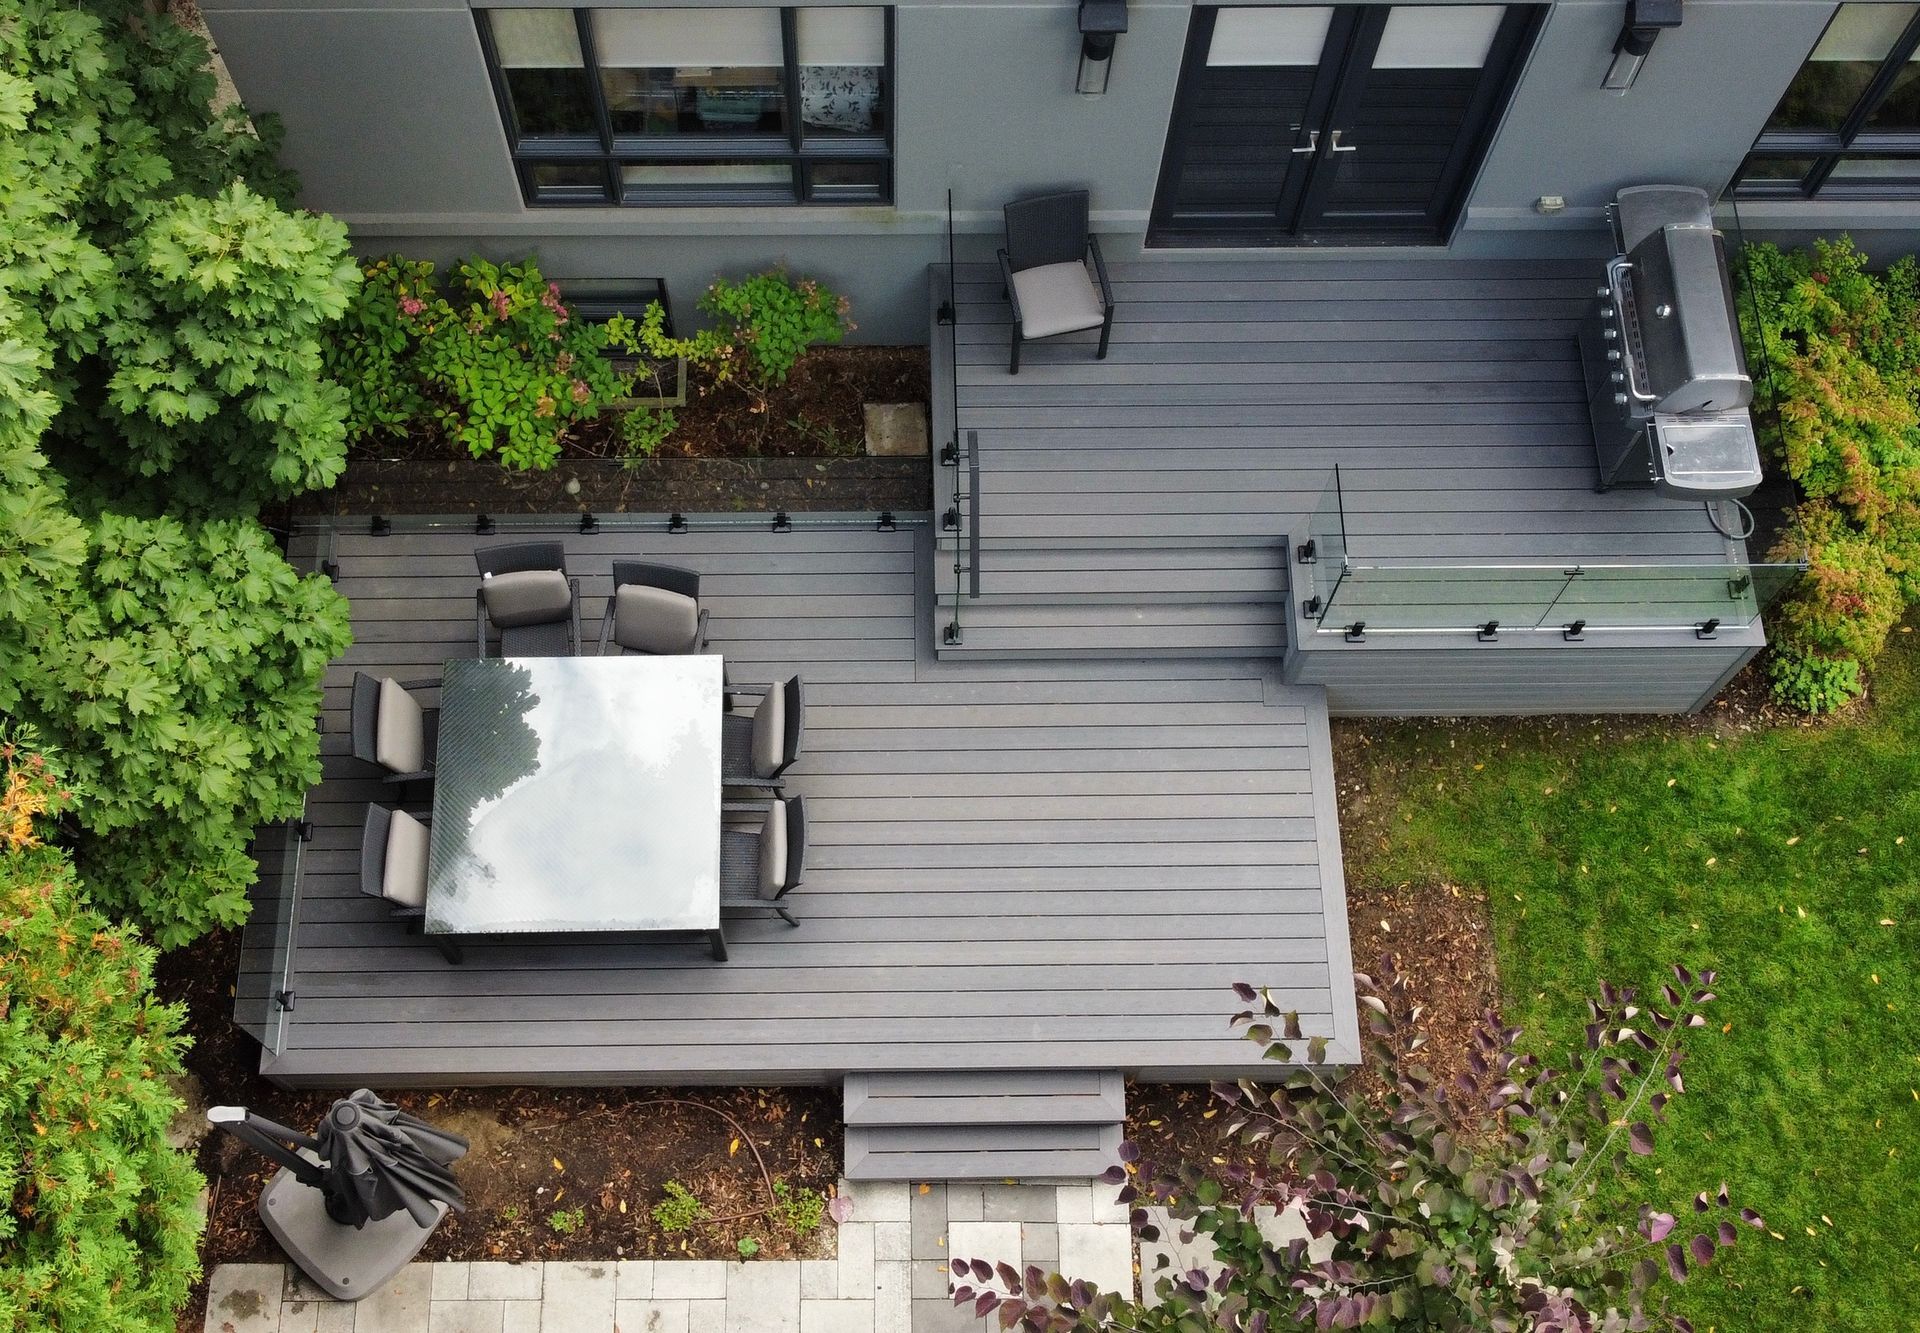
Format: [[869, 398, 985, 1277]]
[[1150, 4, 1539, 245]]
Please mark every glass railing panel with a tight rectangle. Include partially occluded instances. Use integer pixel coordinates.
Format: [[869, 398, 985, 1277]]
[[1549, 561, 1804, 630], [1318, 564, 1575, 632], [232, 816, 302, 1054]]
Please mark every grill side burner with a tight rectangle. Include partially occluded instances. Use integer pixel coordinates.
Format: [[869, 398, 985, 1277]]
[[1578, 185, 1763, 501]]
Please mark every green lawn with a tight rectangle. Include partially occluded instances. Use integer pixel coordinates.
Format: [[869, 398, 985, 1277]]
[[1343, 629, 1920, 1332]]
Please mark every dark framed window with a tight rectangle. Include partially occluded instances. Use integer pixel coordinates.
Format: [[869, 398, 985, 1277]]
[[1735, 3, 1920, 198], [478, 6, 893, 206]]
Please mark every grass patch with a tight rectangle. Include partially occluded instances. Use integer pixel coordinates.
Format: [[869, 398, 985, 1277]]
[[1343, 631, 1920, 1332]]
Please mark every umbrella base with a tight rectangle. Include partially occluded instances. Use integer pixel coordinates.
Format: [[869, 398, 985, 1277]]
[[260, 1167, 449, 1301]]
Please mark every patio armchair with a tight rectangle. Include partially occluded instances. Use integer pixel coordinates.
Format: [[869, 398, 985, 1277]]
[[360, 803, 430, 921], [475, 542, 582, 658], [597, 560, 711, 656], [999, 189, 1114, 375], [720, 796, 806, 927], [350, 672, 438, 786], [721, 675, 804, 792]]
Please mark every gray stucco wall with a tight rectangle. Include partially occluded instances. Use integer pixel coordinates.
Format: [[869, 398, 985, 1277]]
[[202, 0, 1880, 338]]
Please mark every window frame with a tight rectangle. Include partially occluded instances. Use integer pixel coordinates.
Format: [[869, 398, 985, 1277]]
[[1735, 4, 1920, 200], [477, 5, 896, 208]]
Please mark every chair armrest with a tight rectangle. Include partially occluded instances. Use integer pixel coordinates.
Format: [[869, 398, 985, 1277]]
[[568, 577, 583, 656], [397, 677, 441, 692], [382, 769, 434, 785], [390, 904, 426, 921], [697, 607, 711, 651], [998, 249, 1023, 331], [475, 591, 488, 658], [596, 603, 614, 657], [1087, 234, 1114, 311], [722, 798, 775, 814]]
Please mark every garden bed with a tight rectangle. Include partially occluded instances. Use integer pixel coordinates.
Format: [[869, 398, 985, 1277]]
[[300, 344, 932, 517], [158, 931, 843, 1332]]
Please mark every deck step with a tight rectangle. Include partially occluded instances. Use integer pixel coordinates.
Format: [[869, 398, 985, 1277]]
[[843, 1071, 1126, 1181], [933, 597, 1288, 660]]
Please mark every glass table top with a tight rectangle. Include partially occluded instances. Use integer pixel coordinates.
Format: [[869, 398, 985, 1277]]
[[425, 655, 723, 935]]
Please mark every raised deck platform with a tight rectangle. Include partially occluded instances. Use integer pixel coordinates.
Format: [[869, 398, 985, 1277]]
[[930, 259, 1765, 712], [242, 517, 1357, 1090]]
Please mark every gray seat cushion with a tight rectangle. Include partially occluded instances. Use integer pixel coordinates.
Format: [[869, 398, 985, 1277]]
[[751, 682, 787, 779], [758, 801, 787, 899], [383, 809, 430, 909], [375, 677, 425, 775], [613, 583, 701, 655], [1010, 260, 1105, 339], [482, 569, 572, 627]]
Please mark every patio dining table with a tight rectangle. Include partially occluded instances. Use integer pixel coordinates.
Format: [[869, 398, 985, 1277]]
[[424, 654, 728, 962]]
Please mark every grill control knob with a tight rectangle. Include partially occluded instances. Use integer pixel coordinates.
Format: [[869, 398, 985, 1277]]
[[1606, 349, 1621, 362], [1601, 306, 1615, 320], [1597, 286, 1611, 298], [1655, 303, 1673, 318], [1610, 371, 1624, 384], [1603, 327, 1618, 341], [1613, 392, 1630, 406]]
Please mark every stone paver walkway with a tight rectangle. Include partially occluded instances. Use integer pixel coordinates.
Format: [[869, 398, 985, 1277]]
[[204, 1181, 1137, 1333]]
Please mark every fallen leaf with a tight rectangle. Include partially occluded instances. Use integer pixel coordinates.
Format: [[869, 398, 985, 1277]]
[[552, 1157, 565, 1173], [729, 1138, 740, 1157]]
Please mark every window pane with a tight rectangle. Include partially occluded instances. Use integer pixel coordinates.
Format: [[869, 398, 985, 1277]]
[[1207, 6, 1333, 66], [527, 161, 610, 200], [798, 9, 887, 137], [491, 9, 595, 137], [1822, 154, 1920, 188], [1372, 5, 1505, 70], [1867, 45, 1920, 126], [1766, 3, 1919, 130], [808, 159, 887, 199], [594, 9, 786, 135], [1735, 154, 1817, 193], [620, 161, 795, 200]]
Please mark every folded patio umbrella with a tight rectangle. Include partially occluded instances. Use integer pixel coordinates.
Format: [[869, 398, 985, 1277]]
[[208, 1090, 470, 1300]]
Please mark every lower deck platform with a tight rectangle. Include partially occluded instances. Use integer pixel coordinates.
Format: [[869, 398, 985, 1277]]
[[243, 517, 1357, 1088]]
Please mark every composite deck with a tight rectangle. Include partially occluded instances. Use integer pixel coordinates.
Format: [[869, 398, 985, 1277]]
[[245, 517, 1357, 1089], [930, 257, 1752, 663]]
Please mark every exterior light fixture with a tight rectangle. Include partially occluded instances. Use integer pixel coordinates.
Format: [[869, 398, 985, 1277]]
[[1077, 0, 1128, 95], [1603, 0, 1682, 92]]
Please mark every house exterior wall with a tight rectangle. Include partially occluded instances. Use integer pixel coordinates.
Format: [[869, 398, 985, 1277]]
[[202, 0, 1879, 341]]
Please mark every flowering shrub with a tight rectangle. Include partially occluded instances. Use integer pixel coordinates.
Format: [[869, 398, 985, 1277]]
[[1738, 236, 1920, 710], [957, 964, 1760, 1333], [328, 256, 637, 471], [698, 270, 853, 386]]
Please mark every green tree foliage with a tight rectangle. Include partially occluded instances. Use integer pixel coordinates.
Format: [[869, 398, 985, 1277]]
[[0, 747, 206, 1333], [4, 516, 351, 947], [99, 183, 358, 503], [0, 0, 353, 509], [1738, 236, 1920, 709], [0, 2, 354, 944]]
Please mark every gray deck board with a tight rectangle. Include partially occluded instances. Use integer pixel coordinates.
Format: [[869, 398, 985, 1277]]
[[932, 258, 1744, 659], [251, 518, 1358, 1087]]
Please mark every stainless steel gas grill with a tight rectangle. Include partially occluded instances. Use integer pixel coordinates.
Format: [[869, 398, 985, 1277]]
[[1578, 185, 1763, 500]]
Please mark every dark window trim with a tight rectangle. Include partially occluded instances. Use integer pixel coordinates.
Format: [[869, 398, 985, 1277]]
[[477, 5, 895, 208], [1734, 5, 1920, 199]]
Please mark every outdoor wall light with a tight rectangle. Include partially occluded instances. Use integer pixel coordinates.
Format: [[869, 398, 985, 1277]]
[[1603, 0, 1682, 93], [1077, 0, 1128, 95]]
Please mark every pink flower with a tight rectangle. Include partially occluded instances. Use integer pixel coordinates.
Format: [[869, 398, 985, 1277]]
[[491, 290, 512, 321], [570, 378, 589, 404], [548, 281, 563, 299], [535, 394, 556, 418], [555, 350, 574, 373], [398, 295, 425, 316]]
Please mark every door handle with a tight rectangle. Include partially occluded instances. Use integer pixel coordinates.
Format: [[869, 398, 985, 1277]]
[[1291, 130, 1320, 154], [1328, 129, 1357, 153]]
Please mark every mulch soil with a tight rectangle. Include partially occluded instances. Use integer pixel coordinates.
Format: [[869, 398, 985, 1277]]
[[157, 931, 843, 1332]]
